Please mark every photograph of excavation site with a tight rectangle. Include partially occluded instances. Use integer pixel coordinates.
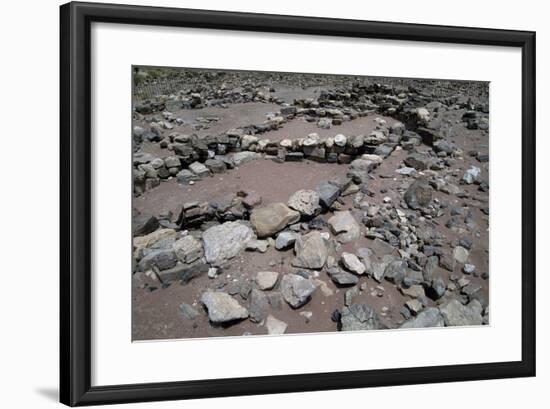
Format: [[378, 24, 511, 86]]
[[131, 66, 489, 341]]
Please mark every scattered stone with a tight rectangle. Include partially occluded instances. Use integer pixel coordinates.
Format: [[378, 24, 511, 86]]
[[200, 291, 248, 323], [340, 304, 379, 331], [439, 299, 483, 326], [400, 307, 444, 328], [250, 203, 300, 238], [246, 239, 269, 253], [248, 289, 270, 323], [232, 151, 259, 166], [405, 299, 423, 315], [138, 248, 177, 272], [400, 285, 426, 299], [133, 214, 159, 237], [463, 166, 481, 184], [317, 117, 332, 129], [255, 271, 279, 290], [334, 134, 347, 146], [404, 180, 433, 209], [292, 231, 328, 269], [204, 159, 226, 174], [426, 277, 446, 300], [202, 222, 254, 266], [327, 211, 361, 243], [287, 190, 321, 217], [463, 264, 476, 274], [266, 315, 288, 335], [207, 267, 218, 279], [327, 267, 359, 286], [173, 235, 203, 264], [281, 273, 316, 308], [179, 303, 200, 320], [275, 231, 299, 250], [189, 161, 210, 177], [395, 167, 417, 176], [384, 260, 407, 285], [404, 153, 430, 170], [453, 246, 469, 264], [316, 181, 340, 208], [340, 252, 366, 275]]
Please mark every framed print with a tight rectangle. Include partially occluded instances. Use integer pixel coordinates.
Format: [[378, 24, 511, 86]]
[[60, 1, 536, 406]]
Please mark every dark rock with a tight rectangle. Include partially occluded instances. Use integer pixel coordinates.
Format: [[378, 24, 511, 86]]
[[327, 267, 359, 286], [315, 181, 340, 208], [404, 180, 432, 209], [340, 304, 379, 331], [133, 214, 159, 237]]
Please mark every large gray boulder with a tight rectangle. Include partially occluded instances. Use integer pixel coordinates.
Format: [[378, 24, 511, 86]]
[[281, 273, 316, 308], [340, 304, 379, 331], [292, 231, 328, 269], [287, 190, 321, 217], [200, 291, 249, 323], [250, 203, 300, 238], [202, 222, 254, 266]]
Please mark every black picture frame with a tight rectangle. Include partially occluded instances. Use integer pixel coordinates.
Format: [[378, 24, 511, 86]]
[[60, 1, 536, 406]]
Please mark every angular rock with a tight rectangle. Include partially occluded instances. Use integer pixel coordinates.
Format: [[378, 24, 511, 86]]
[[246, 239, 269, 253], [327, 211, 361, 243], [137, 248, 177, 272], [255, 271, 279, 290], [266, 315, 288, 335], [201, 291, 248, 323], [157, 259, 209, 283], [232, 151, 259, 166], [404, 180, 433, 209], [453, 246, 469, 264], [292, 231, 328, 269], [204, 159, 227, 174], [202, 222, 254, 266], [340, 252, 366, 275], [404, 153, 430, 170], [173, 235, 203, 264], [340, 304, 379, 331], [316, 181, 340, 208], [463, 166, 481, 184], [439, 299, 483, 326], [384, 260, 407, 285], [287, 190, 321, 217], [133, 214, 159, 237], [400, 307, 444, 328], [189, 161, 210, 177], [327, 267, 359, 286], [250, 203, 300, 238], [275, 231, 299, 250], [281, 273, 316, 308], [178, 303, 200, 320], [248, 289, 270, 323]]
